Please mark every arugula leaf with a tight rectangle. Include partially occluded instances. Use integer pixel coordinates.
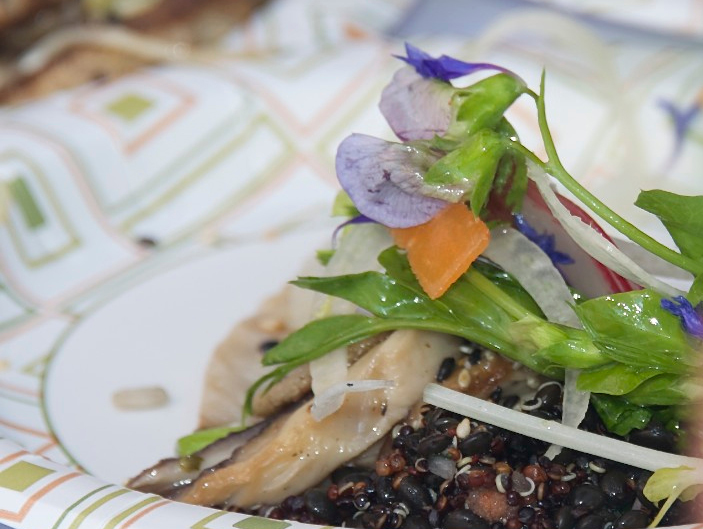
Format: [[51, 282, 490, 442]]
[[575, 290, 697, 374], [635, 190, 703, 261], [177, 426, 246, 456], [293, 272, 453, 322], [262, 314, 404, 366], [590, 393, 652, 436], [576, 363, 663, 395]]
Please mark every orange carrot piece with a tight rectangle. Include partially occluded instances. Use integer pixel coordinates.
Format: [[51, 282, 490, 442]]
[[390, 203, 490, 299]]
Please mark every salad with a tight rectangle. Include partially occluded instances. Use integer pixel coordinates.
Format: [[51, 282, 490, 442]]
[[128, 44, 703, 528]]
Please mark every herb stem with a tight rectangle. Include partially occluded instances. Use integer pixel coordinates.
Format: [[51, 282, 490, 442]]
[[466, 268, 534, 320], [525, 72, 703, 276]]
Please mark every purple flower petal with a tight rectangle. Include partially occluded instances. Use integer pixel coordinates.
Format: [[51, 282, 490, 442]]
[[335, 133, 449, 228], [332, 214, 376, 245], [661, 296, 703, 339], [379, 66, 455, 141], [514, 214, 574, 266], [396, 42, 515, 82], [658, 98, 700, 164]]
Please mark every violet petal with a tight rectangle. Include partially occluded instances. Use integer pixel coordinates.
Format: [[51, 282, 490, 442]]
[[514, 214, 574, 266], [658, 98, 700, 164], [661, 296, 703, 339], [332, 214, 376, 245], [335, 133, 448, 228], [379, 66, 455, 141], [397, 42, 516, 82]]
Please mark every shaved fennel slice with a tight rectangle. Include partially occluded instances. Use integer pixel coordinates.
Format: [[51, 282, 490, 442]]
[[528, 165, 684, 298], [483, 227, 580, 328], [482, 228, 589, 451], [311, 380, 396, 422], [310, 223, 393, 420], [424, 384, 703, 474]]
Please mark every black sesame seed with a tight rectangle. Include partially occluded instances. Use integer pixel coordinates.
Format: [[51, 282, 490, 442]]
[[518, 507, 535, 524], [259, 339, 279, 353], [418, 433, 452, 456], [574, 514, 605, 529], [397, 476, 433, 512], [613, 511, 650, 529], [458, 431, 493, 456], [436, 357, 456, 382], [442, 509, 490, 529], [402, 515, 432, 529], [599, 470, 634, 508], [554, 506, 575, 529], [569, 484, 605, 513]]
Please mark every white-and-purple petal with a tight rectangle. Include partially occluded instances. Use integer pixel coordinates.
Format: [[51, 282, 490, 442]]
[[335, 133, 448, 228], [379, 67, 455, 141]]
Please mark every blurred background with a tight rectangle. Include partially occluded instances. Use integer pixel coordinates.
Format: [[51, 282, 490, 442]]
[[0, 0, 702, 521]]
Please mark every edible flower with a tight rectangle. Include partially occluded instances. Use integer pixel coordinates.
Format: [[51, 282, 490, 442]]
[[514, 214, 574, 265], [396, 42, 514, 82], [658, 91, 701, 165], [335, 133, 448, 228], [660, 295, 703, 339]]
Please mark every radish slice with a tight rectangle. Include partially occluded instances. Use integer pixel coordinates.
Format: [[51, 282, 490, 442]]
[[528, 164, 684, 298], [482, 228, 590, 443], [519, 181, 637, 298], [483, 227, 580, 328], [310, 223, 393, 421]]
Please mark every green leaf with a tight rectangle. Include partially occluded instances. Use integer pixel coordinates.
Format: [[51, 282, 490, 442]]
[[293, 272, 453, 322], [576, 363, 663, 395], [575, 289, 697, 374], [493, 118, 527, 213], [262, 314, 395, 365], [636, 189, 703, 261], [625, 374, 688, 406], [316, 249, 335, 266], [590, 394, 652, 436], [472, 259, 543, 316], [331, 191, 359, 217], [539, 339, 609, 369], [643, 466, 703, 527], [177, 426, 246, 457], [424, 129, 506, 214], [449, 73, 527, 137]]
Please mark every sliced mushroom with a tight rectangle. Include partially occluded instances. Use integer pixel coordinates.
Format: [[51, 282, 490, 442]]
[[176, 329, 463, 508], [127, 416, 276, 497]]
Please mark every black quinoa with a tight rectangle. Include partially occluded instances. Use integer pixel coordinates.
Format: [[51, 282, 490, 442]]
[[230, 350, 699, 528]]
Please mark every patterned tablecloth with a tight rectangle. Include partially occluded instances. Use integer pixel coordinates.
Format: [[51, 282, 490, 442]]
[[0, 0, 702, 528]]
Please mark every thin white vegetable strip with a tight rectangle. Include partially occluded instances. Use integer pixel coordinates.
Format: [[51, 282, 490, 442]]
[[311, 380, 396, 421], [310, 223, 393, 420], [528, 164, 684, 298], [482, 228, 589, 450], [483, 227, 580, 328], [424, 384, 703, 474]]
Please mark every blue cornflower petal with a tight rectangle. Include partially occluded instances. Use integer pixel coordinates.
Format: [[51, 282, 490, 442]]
[[396, 42, 515, 83], [514, 214, 574, 266], [661, 296, 703, 339], [658, 98, 700, 164]]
